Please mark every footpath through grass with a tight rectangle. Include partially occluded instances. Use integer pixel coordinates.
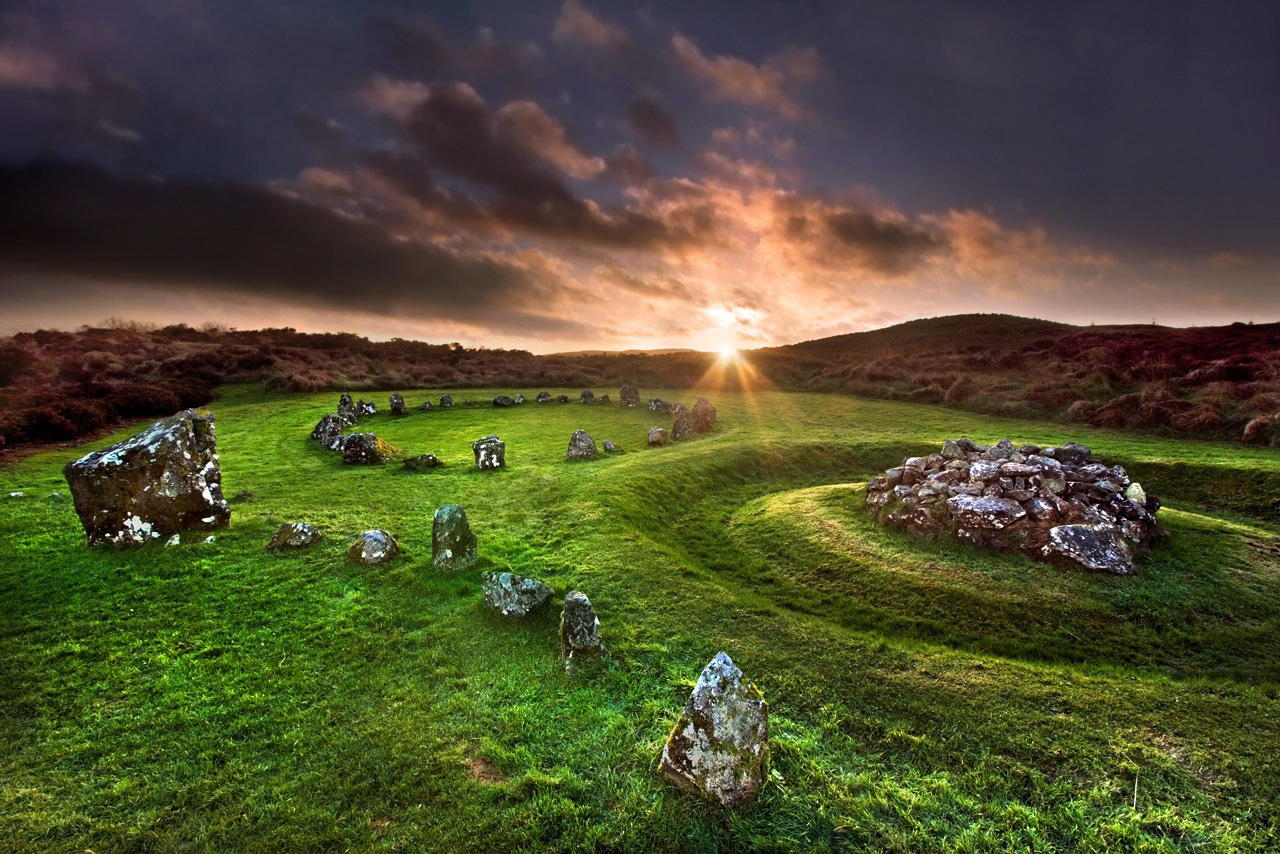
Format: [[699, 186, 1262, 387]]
[[2, 384, 1278, 852]]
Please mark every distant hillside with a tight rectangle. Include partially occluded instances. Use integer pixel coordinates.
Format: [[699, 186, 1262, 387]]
[[2, 314, 1278, 453]]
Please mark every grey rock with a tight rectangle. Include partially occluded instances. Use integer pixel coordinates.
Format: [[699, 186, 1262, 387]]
[[269, 521, 321, 550], [433, 504, 477, 571], [946, 495, 1026, 529], [356, 399, 376, 417], [567, 429, 597, 460], [341, 432, 396, 465], [439, 394, 454, 408], [1042, 523, 1135, 574], [648, 426, 669, 446], [560, 591, 604, 660], [310, 413, 350, 450], [492, 395, 516, 407], [473, 435, 505, 471], [481, 571, 553, 618], [403, 453, 442, 471], [513, 394, 526, 405], [671, 403, 693, 440], [658, 652, 769, 808], [63, 409, 230, 547], [580, 389, 595, 403], [338, 393, 357, 421], [602, 440, 619, 453], [620, 383, 640, 407], [347, 529, 399, 565], [691, 398, 717, 433], [536, 391, 552, 403], [389, 393, 406, 415]]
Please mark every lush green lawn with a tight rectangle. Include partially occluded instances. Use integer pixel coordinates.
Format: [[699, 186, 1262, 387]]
[[2, 384, 1278, 852]]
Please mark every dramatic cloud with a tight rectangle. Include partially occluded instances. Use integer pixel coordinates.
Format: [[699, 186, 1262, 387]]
[[625, 95, 680, 149], [671, 35, 820, 119], [552, 0, 630, 50], [0, 161, 587, 335]]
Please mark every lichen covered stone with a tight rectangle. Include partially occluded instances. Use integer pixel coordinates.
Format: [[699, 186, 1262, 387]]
[[433, 504, 477, 571], [560, 591, 604, 660], [473, 435, 505, 471], [63, 409, 230, 547], [481, 571, 553, 618], [347, 529, 399, 565], [658, 652, 769, 807], [341, 432, 398, 465], [268, 521, 321, 550], [567, 429, 597, 460]]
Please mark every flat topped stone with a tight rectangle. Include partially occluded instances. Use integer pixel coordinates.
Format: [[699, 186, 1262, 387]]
[[945, 494, 1026, 529], [268, 521, 321, 550], [658, 652, 770, 808], [1043, 523, 1135, 574], [63, 409, 230, 547], [433, 504, 477, 570], [472, 435, 505, 470], [481, 571, 553, 618], [403, 453, 442, 471], [348, 529, 399, 565]]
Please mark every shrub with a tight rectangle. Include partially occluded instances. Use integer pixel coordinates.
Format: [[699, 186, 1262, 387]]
[[106, 384, 183, 417]]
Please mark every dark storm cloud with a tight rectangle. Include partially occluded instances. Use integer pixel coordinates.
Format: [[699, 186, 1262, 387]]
[[366, 11, 544, 82], [822, 210, 946, 276], [625, 95, 680, 149], [364, 82, 713, 249], [0, 160, 589, 334]]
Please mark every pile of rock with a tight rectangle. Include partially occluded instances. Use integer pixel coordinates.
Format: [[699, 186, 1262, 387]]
[[865, 438, 1164, 574]]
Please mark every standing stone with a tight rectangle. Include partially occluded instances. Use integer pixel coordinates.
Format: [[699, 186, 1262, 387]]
[[671, 403, 693, 440], [481, 571, 553, 618], [658, 652, 770, 807], [310, 413, 348, 450], [567, 429, 597, 460], [389, 393, 406, 415], [403, 453, 442, 471], [691, 398, 717, 433], [433, 504, 477, 570], [356, 399, 376, 417], [347, 529, 399, 565], [536, 391, 552, 403], [648, 427, 669, 446], [268, 521, 321, 550], [648, 398, 671, 413], [560, 591, 604, 661], [63, 409, 230, 547], [580, 389, 595, 404], [338, 393, 357, 422], [341, 433, 398, 465], [440, 394, 454, 408], [493, 395, 516, 407], [620, 383, 640, 408], [514, 394, 527, 405], [473, 435, 506, 471]]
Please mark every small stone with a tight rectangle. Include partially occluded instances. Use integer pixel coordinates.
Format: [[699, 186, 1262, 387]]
[[1125, 482, 1146, 506], [433, 504, 477, 571], [403, 453, 442, 471], [560, 591, 604, 661], [536, 391, 552, 403], [389, 393, 406, 415], [513, 394, 526, 405], [203, 536, 217, 544], [492, 395, 516, 407], [7, 491, 26, 499], [348, 529, 399, 565], [419, 400, 433, 411], [268, 521, 321, 550], [602, 440, 619, 453], [440, 394, 454, 408], [481, 571, 553, 618], [472, 435, 505, 471], [648, 427, 669, 446], [567, 429, 597, 460], [556, 394, 570, 404], [356, 399, 376, 417], [47, 491, 66, 502], [658, 652, 769, 808]]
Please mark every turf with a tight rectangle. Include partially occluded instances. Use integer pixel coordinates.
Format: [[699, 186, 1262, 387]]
[[2, 385, 1278, 852]]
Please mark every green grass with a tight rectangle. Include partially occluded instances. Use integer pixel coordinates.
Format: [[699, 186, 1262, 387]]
[[2, 385, 1279, 852]]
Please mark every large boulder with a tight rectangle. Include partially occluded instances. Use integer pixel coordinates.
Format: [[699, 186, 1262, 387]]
[[658, 652, 770, 808], [481, 571, 553, 618], [389, 393, 406, 415], [341, 432, 398, 465], [473, 435, 506, 471], [1042, 523, 1136, 574], [567, 429, 597, 460], [348, 529, 399, 565], [648, 427, 669, 446], [560, 591, 604, 661], [310, 413, 349, 450], [403, 453, 442, 471], [691, 398, 717, 433], [620, 383, 640, 408], [440, 393, 454, 408], [670, 403, 693, 440], [268, 521, 321, 550], [63, 409, 230, 547], [433, 504, 477, 570]]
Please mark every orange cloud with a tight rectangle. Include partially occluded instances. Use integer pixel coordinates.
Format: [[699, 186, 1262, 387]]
[[671, 34, 820, 119]]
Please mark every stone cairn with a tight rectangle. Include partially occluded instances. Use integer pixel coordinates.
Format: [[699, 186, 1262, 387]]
[[865, 438, 1164, 574]]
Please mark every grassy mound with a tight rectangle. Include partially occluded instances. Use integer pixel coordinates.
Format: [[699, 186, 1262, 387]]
[[2, 385, 1278, 851]]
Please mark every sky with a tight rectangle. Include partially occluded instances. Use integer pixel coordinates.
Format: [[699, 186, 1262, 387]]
[[0, 0, 1277, 353]]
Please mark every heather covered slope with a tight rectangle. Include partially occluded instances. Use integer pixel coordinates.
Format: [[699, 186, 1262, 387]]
[[2, 386, 1278, 851]]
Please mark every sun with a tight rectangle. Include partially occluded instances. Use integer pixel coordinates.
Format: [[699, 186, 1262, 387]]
[[718, 346, 739, 361]]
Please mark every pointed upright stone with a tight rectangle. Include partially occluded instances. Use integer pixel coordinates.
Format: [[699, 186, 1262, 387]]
[[671, 403, 693, 440], [567, 429, 597, 460], [338, 393, 357, 421], [560, 591, 604, 661], [389, 393, 406, 415], [659, 652, 770, 807], [433, 504, 477, 571]]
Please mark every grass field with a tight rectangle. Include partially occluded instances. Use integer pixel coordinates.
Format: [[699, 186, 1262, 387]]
[[2, 384, 1279, 852]]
